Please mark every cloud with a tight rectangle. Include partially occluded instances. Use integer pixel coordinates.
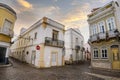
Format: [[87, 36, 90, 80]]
[[53, 0, 58, 2], [34, 6, 60, 18], [17, 0, 33, 9], [59, 3, 90, 28]]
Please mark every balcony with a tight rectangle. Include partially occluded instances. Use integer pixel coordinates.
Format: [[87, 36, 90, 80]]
[[98, 32, 106, 40], [108, 30, 116, 38], [45, 37, 64, 48], [75, 45, 80, 50], [0, 29, 14, 37], [90, 34, 98, 42]]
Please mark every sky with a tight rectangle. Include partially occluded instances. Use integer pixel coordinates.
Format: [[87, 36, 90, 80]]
[[0, 0, 113, 43]]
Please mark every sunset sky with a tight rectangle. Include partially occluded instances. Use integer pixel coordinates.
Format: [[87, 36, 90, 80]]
[[0, 0, 113, 43]]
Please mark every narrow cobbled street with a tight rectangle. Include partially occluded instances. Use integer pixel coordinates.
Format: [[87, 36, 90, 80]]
[[0, 58, 120, 80]]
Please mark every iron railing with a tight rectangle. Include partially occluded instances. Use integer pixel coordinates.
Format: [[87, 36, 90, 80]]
[[45, 37, 64, 48]]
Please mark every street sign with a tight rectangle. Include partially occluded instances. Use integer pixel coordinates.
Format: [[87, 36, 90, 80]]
[[36, 45, 40, 50]]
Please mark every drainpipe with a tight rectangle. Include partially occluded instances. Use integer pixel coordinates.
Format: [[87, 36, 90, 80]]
[[71, 29, 73, 62]]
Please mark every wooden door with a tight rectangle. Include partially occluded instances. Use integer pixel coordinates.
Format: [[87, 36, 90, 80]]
[[112, 46, 120, 69]]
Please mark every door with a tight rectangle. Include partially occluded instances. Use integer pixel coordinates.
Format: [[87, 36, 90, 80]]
[[51, 53, 57, 66], [111, 45, 120, 69], [0, 47, 6, 63], [31, 51, 36, 65]]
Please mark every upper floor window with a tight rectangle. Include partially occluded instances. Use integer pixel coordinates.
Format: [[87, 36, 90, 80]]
[[98, 21, 105, 33], [3, 19, 12, 33], [106, 17, 116, 31], [115, 1, 119, 7], [76, 38, 78, 45], [29, 36, 31, 42], [91, 24, 97, 36], [93, 48, 99, 58], [101, 47, 108, 59], [52, 30, 58, 40], [34, 32, 37, 39]]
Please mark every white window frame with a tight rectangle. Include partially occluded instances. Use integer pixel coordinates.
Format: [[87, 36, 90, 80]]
[[98, 21, 105, 33], [101, 47, 108, 59], [91, 24, 98, 36], [106, 17, 116, 31], [90, 26, 93, 36], [93, 48, 99, 59]]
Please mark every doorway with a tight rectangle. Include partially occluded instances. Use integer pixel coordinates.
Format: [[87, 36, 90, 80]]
[[111, 45, 120, 69], [0, 47, 7, 63], [51, 52, 57, 66], [31, 51, 36, 65]]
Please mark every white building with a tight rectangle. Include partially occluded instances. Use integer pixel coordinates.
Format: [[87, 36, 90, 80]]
[[65, 28, 84, 64], [10, 17, 65, 68]]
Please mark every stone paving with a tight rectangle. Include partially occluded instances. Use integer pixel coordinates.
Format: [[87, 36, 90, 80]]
[[0, 58, 120, 80]]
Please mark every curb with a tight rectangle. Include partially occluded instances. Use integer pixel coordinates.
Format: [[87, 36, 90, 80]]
[[0, 61, 12, 68], [88, 66, 120, 73]]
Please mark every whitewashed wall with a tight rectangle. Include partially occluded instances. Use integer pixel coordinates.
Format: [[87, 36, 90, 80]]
[[10, 18, 64, 68], [65, 28, 84, 62]]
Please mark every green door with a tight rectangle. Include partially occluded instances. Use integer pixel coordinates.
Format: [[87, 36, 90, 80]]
[[0, 47, 6, 63]]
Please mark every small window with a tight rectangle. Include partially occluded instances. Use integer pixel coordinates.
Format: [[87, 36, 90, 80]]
[[52, 30, 58, 40], [29, 36, 31, 41], [93, 48, 99, 58], [101, 48, 108, 59], [26, 51, 29, 55], [76, 38, 78, 44], [34, 32, 37, 39], [115, 2, 119, 7]]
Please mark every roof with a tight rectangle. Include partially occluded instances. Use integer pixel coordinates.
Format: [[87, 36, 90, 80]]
[[0, 3, 16, 15], [66, 28, 84, 38]]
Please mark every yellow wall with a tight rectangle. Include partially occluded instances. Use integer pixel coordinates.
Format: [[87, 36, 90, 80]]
[[0, 8, 16, 29], [0, 34, 11, 42], [0, 7, 16, 43]]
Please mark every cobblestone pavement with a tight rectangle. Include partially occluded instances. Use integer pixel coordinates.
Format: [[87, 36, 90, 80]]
[[0, 58, 120, 80]]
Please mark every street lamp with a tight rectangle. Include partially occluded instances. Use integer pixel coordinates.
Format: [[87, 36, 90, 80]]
[[114, 29, 120, 42]]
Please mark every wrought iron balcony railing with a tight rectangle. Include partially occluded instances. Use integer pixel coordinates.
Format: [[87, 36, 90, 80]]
[[75, 45, 80, 50], [45, 37, 64, 48], [89, 29, 120, 43], [98, 32, 106, 40], [108, 30, 116, 38], [90, 34, 98, 42]]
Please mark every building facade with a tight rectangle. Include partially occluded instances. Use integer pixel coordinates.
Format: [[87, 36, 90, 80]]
[[88, 1, 120, 70], [10, 17, 65, 68], [0, 3, 17, 64], [65, 28, 84, 64]]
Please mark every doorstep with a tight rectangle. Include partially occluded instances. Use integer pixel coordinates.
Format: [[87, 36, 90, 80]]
[[0, 63, 12, 68], [89, 66, 120, 73]]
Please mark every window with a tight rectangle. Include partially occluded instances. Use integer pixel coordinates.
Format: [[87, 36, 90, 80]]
[[93, 24, 97, 35], [52, 30, 58, 40], [101, 48, 108, 58], [93, 48, 99, 58], [3, 19, 12, 34], [106, 17, 116, 31], [34, 32, 37, 39], [26, 51, 29, 55], [76, 38, 78, 45], [98, 21, 105, 33], [91, 24, 97, 35], [29, 36, 31, 42], [115, 1, 119, 7]]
